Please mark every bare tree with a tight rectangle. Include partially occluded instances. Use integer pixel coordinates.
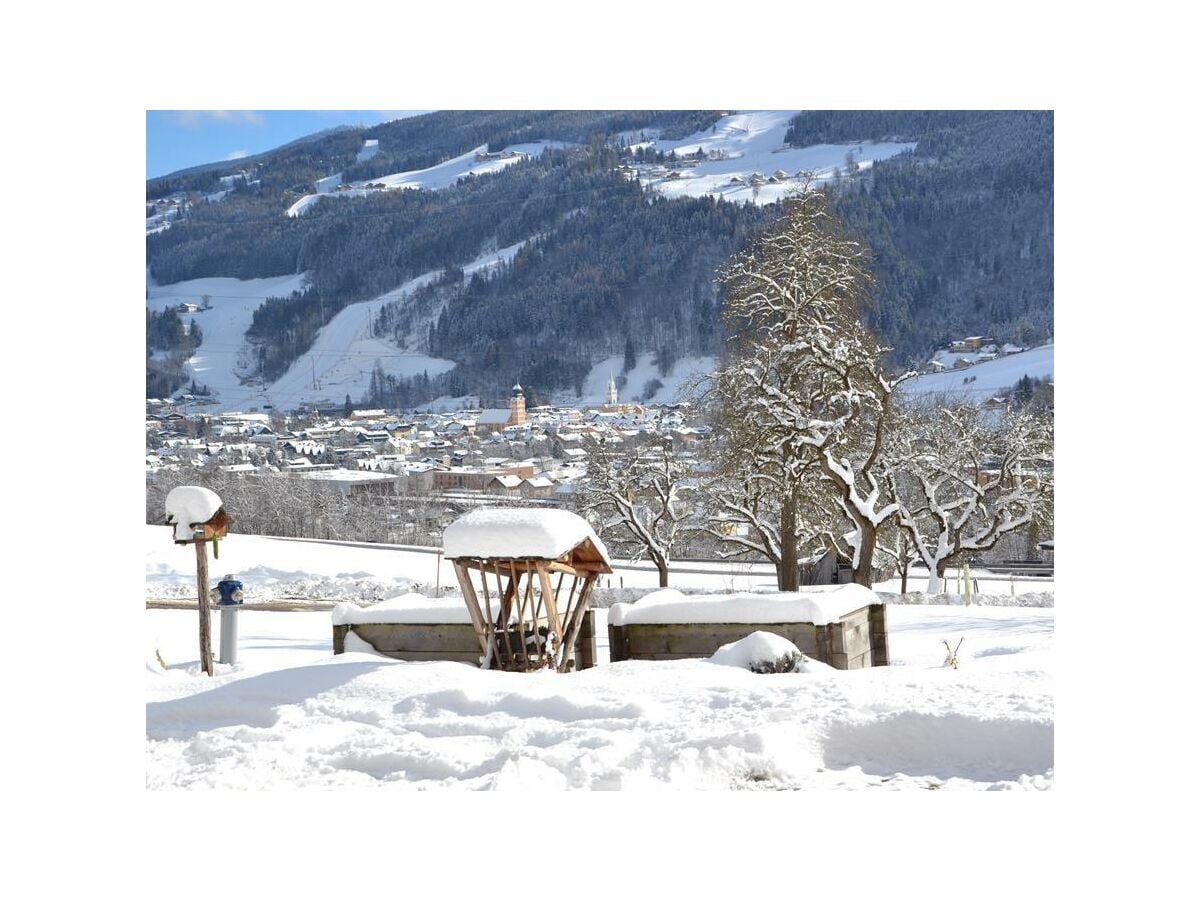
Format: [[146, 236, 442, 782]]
[[711, 187, 914, 587], [580, 435, 693, 587], [890, 403, 1054, 593]]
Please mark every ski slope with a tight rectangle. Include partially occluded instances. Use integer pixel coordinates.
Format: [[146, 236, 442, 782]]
[[901, 343, 1054, 404], [287, 141, 570, 217], [635, 111, 916, 206], [146, 271, 309, 403], [262, 242, 526, 411]]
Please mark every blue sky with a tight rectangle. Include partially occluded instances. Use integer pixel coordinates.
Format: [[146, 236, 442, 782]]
[[146, 110, 429, 179]]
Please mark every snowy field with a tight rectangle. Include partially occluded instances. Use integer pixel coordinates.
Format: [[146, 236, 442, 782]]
[[146, 527, 1053, 789], [902, 343, 1054, 404], [634, 111, 917, 206], [145, 526, 1053, 603]]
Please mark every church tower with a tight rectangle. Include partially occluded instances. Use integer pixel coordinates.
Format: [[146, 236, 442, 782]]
[[606, 372, 618, 407], [508, 383, 527, 427]]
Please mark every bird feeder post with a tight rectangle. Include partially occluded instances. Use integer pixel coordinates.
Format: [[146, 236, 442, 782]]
[[195, 535, 213, 676], [165, 486, 230, 679]]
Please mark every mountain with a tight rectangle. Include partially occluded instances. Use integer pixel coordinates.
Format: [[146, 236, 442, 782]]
[[145, 110, 1053, 410]]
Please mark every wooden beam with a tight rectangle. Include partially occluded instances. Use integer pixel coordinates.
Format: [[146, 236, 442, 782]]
[[537, 564, 565, 667], [452, 562, 490, 658], [559, 575, 595, 672]]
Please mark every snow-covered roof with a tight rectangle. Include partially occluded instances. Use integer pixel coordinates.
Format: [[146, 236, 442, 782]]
[[609, 584, 878, 627], [476, 409, 511, 424], [442, 508, 610, 565]]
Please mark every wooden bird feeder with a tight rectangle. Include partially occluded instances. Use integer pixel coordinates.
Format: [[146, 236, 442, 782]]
[[171, 506, 230, 545], [443, 509, 612, 672]]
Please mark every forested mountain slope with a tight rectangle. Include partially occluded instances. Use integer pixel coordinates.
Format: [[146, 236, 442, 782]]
[[146, 110, 1052, 409]]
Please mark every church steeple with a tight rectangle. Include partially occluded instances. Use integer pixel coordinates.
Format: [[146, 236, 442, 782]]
[[606, 372, 618, 406]]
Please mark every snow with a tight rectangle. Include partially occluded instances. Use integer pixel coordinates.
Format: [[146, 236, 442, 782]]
[[632, 111, 916, 207], [902, 343, 1054, 404], [709, 630, 832, 673], [608, 584, 878, 627], [331, 593, 476, 625], [286, 142, 569, 215], [163, 486, 223, 541], [260, 242, 524, 412], [145, 600, 1053, 789], [575, 352, 717, 405], [145, 525, 431, 604], [146, 270, 309, 407], [442, 508, 610, 563], [144, 524, 1053, 788], [356, 139, 379, 163]]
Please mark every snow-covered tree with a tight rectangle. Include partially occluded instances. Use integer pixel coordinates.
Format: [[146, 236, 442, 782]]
[[696, 391, 830, 589], [711, 187, 914, 586], [580, 435, 693, 587], [890, 403, 1054, 593]]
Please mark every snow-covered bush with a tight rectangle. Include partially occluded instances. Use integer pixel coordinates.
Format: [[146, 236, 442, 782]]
[[709, 631, 830, 674]]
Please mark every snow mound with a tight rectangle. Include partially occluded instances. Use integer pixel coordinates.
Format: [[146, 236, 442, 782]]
[[709, 631, 833, 674], [609, 584, 878, 627], [164, 486, 223, 541], [442, 508, 610, 563]]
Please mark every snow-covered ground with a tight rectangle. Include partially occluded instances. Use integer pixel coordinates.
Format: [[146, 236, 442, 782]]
[[260, 242, 525, 412], [902, 343, 1054, 404], [146, 600, 1052, 790], [145, 526, 1053, 603], [632, 111, 916, 206], [146, 270, 309, 402], [146, 525, 1053, 789], [287, 141, 570, 216]]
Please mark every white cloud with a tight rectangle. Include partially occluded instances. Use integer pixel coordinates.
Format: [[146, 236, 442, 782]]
[[170, 110, 266, 128], [226, 149, 249, 160]]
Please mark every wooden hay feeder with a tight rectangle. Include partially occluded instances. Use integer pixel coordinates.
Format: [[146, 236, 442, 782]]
[[443, 509, 612, 672]]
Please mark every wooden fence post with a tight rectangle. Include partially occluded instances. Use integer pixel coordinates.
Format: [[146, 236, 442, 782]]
[[195, 538, 213, 676]]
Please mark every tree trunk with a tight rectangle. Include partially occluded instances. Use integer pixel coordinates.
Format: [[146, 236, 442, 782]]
[[928, 556, 950, 594], [852, 524, 876, 587], [779, 494, 799, 591], [654, 553, 669, 588], [900, 560, 909, 594]]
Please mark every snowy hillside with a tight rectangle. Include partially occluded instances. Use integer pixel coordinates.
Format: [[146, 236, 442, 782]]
[[902, 343, 1054, 404], [287, 141, 570, 217], [147, 271, 308, 402], [575, 353, 717, 406], [632, 111, 916, 206]]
